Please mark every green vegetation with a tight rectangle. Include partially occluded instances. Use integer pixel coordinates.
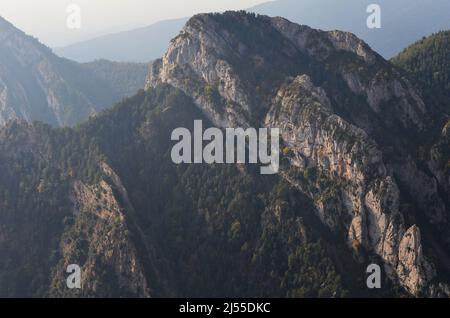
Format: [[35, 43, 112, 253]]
[[392, 31, 450, 99], [0, 85, 371, 297], [2, 11, 432, 298], [82, 59, 148, 98]]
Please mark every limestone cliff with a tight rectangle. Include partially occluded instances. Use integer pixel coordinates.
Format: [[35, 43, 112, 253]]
[[146, 12, 450, 296]]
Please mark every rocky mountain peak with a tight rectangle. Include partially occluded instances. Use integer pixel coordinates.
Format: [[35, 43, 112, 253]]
[[147, 11, 427, 133], [145, 11, 450, 296]]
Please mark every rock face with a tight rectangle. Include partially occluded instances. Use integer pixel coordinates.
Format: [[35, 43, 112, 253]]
[[146, 12, 450, 296], [397, 226, 435, 295], [51, 177, 151, 297], [0, 16, 146, 127]]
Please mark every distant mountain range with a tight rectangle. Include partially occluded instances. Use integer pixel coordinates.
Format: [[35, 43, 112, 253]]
[[0, 16, 147, 127], [54, 18, 188, 63], [54, 0, 450, 62]]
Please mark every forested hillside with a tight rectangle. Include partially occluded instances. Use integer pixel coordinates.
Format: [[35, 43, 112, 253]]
[[0, 12, 449, 298], [82, 60, 148, 99], [392, 30, 450, 99], [0, 85, 370, 297]]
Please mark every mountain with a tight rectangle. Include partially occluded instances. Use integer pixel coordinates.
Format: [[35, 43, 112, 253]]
[[54, 0, 450, 63], [252, 0, 450, 58], [147, 11, 450, 296], [0, 16, 148, 127], [392, 31, 450, 259], [392, 30, 450, 100], [0, 12, 449, 297], [54, 18, 188, 63], [81, 59, 149, 99]]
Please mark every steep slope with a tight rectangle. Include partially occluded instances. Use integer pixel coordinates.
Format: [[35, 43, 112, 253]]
[[392, 30, 450, 100], [0, 12, 449, 298], [0, 88, 192, 297], [391, 31, 450, 252], [81, 59, 148, 99], [147, 11, 450, 296], [0, 16, 147, 127], [0, 85, 368, 297]]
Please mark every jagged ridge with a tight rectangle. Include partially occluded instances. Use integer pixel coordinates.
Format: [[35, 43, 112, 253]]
[[147, 11, 450, 296]]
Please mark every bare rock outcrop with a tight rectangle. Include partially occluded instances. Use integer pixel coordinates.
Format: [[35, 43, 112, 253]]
[[146, 12, 449, 296]]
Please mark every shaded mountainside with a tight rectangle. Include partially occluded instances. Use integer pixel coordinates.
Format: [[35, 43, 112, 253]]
[[147, 11, 450, 296], [0, 12, 449, 297], [0, 16, 147, 127], [392, 31, 450, 250], [0, 86, 366, 297], [81, 60, 148, 99], [392, 30, 450, 100]]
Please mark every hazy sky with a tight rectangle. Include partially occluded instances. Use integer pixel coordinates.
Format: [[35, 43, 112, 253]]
[[0, 0, 269, 47]]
